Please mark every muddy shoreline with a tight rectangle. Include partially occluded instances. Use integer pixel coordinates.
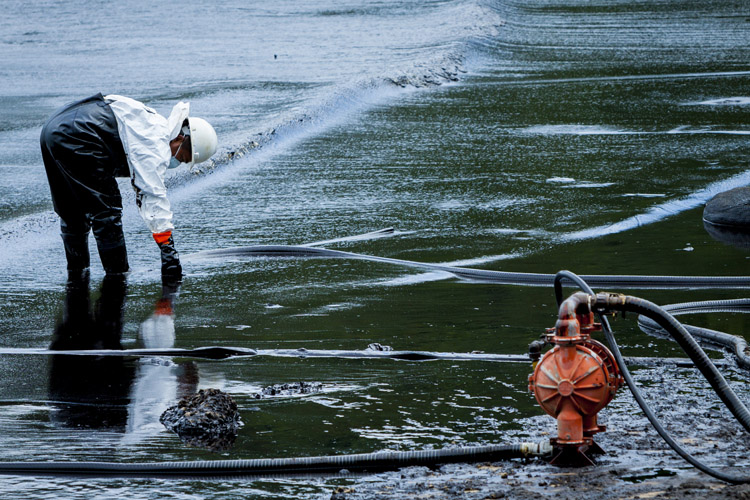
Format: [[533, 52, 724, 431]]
[[327, 357, 750, 499], [329, 460, 750, 500]]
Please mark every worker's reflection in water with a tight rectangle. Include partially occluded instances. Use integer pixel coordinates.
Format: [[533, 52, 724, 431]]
[[48, 274, 197, 433], [49, 272, 134, 429], [123, 279, 198, 443]]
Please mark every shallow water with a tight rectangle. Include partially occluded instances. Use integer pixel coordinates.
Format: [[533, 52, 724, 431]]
[[0, 0, 749, 498]]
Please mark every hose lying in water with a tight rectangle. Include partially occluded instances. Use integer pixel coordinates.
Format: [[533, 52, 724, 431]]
[[185, 245, 750, 289], [554, 270, 750, 484], [0, 346, 531, 362], [0, 442, 552, 477], [637, 299, 750, 370], [0, 346, 717, 368]]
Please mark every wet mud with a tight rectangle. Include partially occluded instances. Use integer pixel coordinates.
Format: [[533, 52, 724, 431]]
[[329, 462, 750, 500], [326, 357, 750, 499], [160, 388, 242, 451]]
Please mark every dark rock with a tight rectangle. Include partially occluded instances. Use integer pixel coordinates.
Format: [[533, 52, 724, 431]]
[[160, 388, 241, 451], [703, 187, 750, 228], [252, 381, 323, 399], [703, 220, 750, 250]]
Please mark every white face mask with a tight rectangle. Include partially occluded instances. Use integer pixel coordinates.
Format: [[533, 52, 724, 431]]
[[168, 134, 189, 169]]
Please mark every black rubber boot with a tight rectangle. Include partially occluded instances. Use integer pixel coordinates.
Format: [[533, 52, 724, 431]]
[[61, 230, 90, 278], [93, 217, 129, 275], [98, 243, 129, 276]]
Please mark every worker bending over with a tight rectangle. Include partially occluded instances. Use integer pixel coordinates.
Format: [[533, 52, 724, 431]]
[[40, 93, 217, 282]]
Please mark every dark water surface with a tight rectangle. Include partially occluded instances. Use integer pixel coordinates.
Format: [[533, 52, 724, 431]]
[[0, 0, 749, 498]]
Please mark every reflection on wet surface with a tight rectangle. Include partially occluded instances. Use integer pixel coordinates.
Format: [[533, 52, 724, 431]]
[[48, 274, 133, 430], [46, 276, 201, 439]]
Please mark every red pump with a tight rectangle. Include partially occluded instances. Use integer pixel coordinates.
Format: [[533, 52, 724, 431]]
[[528, 292, 623, 466]]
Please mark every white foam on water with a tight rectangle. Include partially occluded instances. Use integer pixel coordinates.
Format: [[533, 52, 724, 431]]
[[376, 252, 524, 287], [494, 70, 750, 87], [622, 193, 666, 198], [168, 84, 407, 204], [682, 96, 750, 106], [521, 125, 636, 135], [560, 182, 616, 189], [520, 124, 750, 138], [563, 169, 750, 242], [666, 125, 750, 135]]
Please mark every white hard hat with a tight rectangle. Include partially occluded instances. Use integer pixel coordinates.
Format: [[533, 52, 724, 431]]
[[187, 117, 218, 167]]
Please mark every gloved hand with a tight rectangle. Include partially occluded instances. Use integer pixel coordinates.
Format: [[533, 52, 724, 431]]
[[153, 231, 183, 281]]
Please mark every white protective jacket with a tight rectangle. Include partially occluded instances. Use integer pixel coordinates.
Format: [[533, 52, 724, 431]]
[[104, 95, 189, 235]]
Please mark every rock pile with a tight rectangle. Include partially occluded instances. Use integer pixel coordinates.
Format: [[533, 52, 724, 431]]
[[160, 388, 242, 451]]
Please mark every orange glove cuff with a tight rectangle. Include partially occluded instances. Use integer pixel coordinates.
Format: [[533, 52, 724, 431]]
[[153, 230, 173, 245]]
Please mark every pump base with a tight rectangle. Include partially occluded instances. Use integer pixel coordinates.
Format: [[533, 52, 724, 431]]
[[549, 438, 605, 467]]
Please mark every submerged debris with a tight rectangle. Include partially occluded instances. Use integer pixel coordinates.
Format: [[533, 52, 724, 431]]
[[252, 381, 323, 399], [367, 342, 393, 351], [160, 388, 242, 451]]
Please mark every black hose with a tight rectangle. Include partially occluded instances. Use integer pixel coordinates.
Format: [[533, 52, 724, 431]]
[[186, 245, 750, 289], [636, 299, 750, 369], [0, 346, 531, 363], [638, 321, 750, 370], [0, 347, 714, 368], [0, 443, 540, 477], [554, 271, 750, 484], [661, 298, 750, 315], [610, 295, 750, 435]]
